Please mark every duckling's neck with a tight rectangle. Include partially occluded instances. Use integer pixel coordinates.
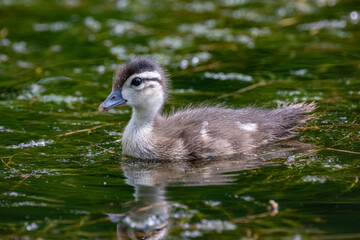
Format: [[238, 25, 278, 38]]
[[130, 106, 161, 126], [122, 103, 163, 158], [122, 105, 162, 159], [128, 97, 164, 128]]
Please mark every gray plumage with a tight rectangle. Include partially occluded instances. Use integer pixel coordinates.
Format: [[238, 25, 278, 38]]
[[99, 57, 315, 160]]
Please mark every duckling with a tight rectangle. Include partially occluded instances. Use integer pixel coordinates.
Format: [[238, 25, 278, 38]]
[[98, 57, 315, 160]]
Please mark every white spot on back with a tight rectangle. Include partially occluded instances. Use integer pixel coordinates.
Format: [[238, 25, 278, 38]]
[[173, 138, 188, 158], [177, 138, 184, 149], [236, 121, 257, 132], [200, 121, 209, 141]]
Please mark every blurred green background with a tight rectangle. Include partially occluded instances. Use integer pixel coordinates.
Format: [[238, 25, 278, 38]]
[[0, 0, 359, 239]]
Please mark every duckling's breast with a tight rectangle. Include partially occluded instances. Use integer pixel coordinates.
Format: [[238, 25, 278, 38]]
[[122, 122, 159, 159]]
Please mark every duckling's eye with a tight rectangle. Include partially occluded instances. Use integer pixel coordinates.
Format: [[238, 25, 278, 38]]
[[131, 77, 142, 86]]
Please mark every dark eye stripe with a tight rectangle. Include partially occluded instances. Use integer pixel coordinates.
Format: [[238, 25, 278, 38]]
[[144, 78, 161, 82], [144, 78, 167, 90], [129, 77, 165, 89], [130, 77, 159, 82]]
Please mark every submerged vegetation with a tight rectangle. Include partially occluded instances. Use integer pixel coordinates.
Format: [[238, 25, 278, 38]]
[[0, 0, 359, 239]]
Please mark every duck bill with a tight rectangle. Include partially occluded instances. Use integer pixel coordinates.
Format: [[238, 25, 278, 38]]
[[98, 88, 126, 112]]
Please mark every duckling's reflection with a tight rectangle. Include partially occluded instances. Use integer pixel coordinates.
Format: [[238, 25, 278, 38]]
[[109, 141, 314, 240]]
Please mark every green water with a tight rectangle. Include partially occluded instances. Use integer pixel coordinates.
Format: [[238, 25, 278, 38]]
[[1, 0, 359, 239]]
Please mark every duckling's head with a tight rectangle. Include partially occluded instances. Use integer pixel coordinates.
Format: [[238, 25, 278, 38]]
[[98, 57, 168, 112]]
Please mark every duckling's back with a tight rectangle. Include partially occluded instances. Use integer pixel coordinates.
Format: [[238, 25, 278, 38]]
[[152, 103, 315, 159]]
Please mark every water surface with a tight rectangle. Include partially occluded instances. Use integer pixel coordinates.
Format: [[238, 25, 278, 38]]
[[0, 0, 360, 239]]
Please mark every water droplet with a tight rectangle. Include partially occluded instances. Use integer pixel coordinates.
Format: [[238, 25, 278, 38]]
[[350, 11, 359, 24], [25, 222, 39, 231]]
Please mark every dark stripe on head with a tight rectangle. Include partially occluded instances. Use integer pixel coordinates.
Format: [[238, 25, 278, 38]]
[[111, 57, 170, 98], [113, 58, 162, 88]]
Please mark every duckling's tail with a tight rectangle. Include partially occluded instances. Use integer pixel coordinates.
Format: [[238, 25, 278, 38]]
[[271, 102, 316, 139]]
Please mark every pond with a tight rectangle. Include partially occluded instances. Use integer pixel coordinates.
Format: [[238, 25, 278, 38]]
[[0, 0, 359, 239]]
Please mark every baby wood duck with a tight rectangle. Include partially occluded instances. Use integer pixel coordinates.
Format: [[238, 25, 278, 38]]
[[98, 58, 315, 160]]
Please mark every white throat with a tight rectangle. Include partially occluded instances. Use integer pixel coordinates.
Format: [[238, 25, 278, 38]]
[[122, 104, 162, 159], [121, 96, 163, 158], [130, 104, 161, 126]]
